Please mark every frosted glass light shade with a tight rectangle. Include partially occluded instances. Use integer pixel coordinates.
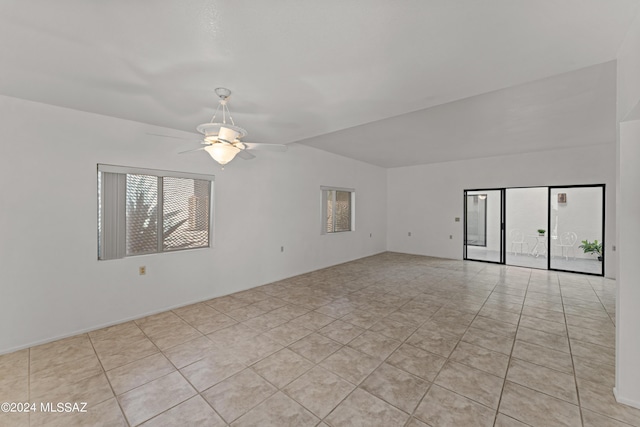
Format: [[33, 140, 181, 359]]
[[204, 144, 240, 165]]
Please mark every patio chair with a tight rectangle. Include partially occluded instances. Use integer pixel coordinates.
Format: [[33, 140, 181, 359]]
[[557, 231, 578, 260], [510, 229, 529, 255]]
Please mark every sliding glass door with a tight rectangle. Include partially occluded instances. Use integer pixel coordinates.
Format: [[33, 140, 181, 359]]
[[463, 185, 605, 276], [549, 185, 604, 275], [505, 187, 548, 269], [464, 189, 504, 263]]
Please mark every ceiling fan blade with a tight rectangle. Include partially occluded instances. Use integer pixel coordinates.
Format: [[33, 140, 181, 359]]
[[242, 143, 287, 152], [147, 132, 193, 140], [236, 149, 256, 160], [178, 147, 206, 154]]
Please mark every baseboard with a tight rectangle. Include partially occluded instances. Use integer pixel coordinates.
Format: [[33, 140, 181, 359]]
[[613, 387, 640, 409], [0, 249, 389, 356], [0, 294, 221, 356]]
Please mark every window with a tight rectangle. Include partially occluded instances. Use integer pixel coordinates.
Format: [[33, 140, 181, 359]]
[[98, 165, 214, 260], [321, 186, 354, 233]]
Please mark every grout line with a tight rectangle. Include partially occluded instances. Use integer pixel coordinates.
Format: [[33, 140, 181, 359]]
[[491, 266, 531, 426], [154, 332, 228, 423], [86, 333, 132, 427], [559, 275, 585, 427], [589, 279, 617, 326], [405, 265, 514, 425], [317, 271, 450, 425]]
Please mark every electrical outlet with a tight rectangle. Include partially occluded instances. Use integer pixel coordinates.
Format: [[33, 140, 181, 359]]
[[408, 232, 412, 237], [450, 235, 453, 239], [370, 233, 372, 238], [139, 266, 146, 275], [281, 246, 284, 252], [612, 245, 616, 251], [455, 217, 460, 222]]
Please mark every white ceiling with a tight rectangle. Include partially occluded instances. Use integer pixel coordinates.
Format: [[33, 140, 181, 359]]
[[300, 61, 617, 167], [0, 0, 637, 167]]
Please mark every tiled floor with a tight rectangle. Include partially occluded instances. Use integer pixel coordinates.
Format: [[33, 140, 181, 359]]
[[0, 252, 637, 426]]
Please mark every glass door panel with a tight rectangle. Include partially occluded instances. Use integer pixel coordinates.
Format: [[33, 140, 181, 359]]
[[505, 187, 548, 269], [464, 190, 503, 263], [549, 186, 604, 275]]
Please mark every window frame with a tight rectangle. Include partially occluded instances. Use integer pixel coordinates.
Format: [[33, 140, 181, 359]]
[[321, 186, 355, 234], [98, 164, 215, 260]]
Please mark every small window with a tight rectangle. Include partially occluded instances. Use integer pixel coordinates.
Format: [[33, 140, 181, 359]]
[[98, 165, 214, 260], [322, 186, 355, 233]]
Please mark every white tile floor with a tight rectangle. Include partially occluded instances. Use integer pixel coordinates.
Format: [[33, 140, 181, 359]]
[[0, 252, 634, 427]]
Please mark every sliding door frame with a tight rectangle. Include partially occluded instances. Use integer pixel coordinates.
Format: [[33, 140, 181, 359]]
[[547, 184, 605, 276]]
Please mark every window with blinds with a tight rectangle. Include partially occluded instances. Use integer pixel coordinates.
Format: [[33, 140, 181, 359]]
[[322, 187, 355, 233], [98, 165, 214, 260]]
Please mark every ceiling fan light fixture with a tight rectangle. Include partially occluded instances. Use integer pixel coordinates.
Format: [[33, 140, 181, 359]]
[[197, 122, 248, 140], [176, 88, 285, 168], [218, 126, 240, 143], [204, 143, 240, 165]]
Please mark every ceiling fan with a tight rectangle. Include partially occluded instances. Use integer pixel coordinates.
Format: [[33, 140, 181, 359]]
[[178, 87, 287, 168]]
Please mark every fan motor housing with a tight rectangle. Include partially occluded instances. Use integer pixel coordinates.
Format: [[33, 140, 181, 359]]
[[196, 123, 248, 139]]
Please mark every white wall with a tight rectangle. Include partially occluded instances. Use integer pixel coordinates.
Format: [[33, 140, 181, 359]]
[[386, 144, 616, 276], [615, 10, 640, 409], [616, 119, 640, 408], [618, 13, 640, 123], [0, 95, 387, 354]]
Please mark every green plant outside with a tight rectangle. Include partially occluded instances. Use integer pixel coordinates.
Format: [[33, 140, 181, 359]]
[[578, 239, 603, 256]]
